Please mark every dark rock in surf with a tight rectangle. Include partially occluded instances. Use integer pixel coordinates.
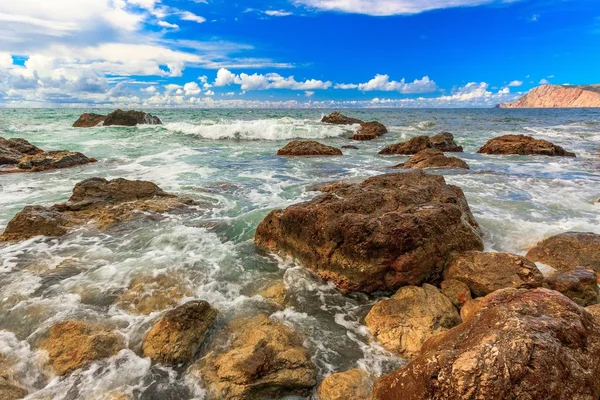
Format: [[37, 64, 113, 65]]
[[72, 113, 107, 128], [478, 134, 576, 156], [341, 145, 359, 150], [379, 136, 432, 155], [277, 141, 343, 156], [103, 109, 162, 126], [17, 150, 96, 172], [394, 149, 469, 170], [350, 121, 388, 141], [430, 132, 463, 152], [321, 112, 364, 125]]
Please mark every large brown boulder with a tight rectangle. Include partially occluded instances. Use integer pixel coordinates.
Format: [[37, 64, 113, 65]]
[[117, 274, 193, 315], [255, 171, 483, 293], [373, 288, 600, 400], [394, 149, 469, 170], [430, 132, 463, 152], [142, 301, 217, 365], [350, 121, 388, 141], [17, 150, 96, 172], [72, 113, 107, 128], [526, 232, 600, 281], [317, 368, 374, 400], [545, 267, 599, 307], [321, 112, 364, 125], [0, 206, 72, 241], [103, 110, 162, 126], [365, 284, 461, 358], [277, 141, 342, 156], [444, 251, 544, 297], [379, 136, 432, 155], [43, 320, 125, 376], [588, 304, 600, 322], [0, 137, 42, 155], [440, 279, 472, 309], [191, 314, 316, 399], [478, 134, 576, 157]]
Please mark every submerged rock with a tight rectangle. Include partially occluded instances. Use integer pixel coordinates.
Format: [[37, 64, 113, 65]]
[[72, 113, 107, 128], [0, 354, 28, 400], [350, 121, 388, 141], [17, 150, 96, 172], [117, 274, 193, 315], [318, 368, 374, 400], [258, 281, 288, 309], [255, 171, 483, 293], [191, 314, 316, 400], [321, 112, 364, 125], [444, 251, 544, 297], [478, 134, 576, 156], [365, 284, 461, 358], [430, 132, 463, 152], [0, 380, 27, 400], [43, 320, 125, 376], [276, 141, 342, 156], [142, 301, 217, 365], [545, 267, 599, 307], [394, 149, 469, 169], [341, 145, 359, 150], [379, 136, 432, 155], [373, 288, 600, 400]]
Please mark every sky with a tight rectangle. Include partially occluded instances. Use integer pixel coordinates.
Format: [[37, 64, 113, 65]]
[[0, 0, 598, 108]]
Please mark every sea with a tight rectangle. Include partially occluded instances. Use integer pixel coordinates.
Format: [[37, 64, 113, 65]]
[[0, 108, 599, 399]]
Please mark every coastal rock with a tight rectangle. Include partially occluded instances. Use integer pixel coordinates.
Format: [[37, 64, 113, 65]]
[[478, 134, 576, 157], [117, 274, 192, 315], [545, 267, 599, 307], [394, 149, 469, 170], [0, 380, 27, 400], [350, 121, 388, 141], [255, 171, 483, 293], [587, 304, 600, 322], [142, 301, 217, 365], [0, 137, 42, 155], [17, 150, 96, 172], [0, 148, 21, 166], [0, 354, 28, 400], [258, 282, 288, 309], [526, 232, 600, 281], [103, 110, 162, 126], [379, 136, 431, 155], [321, 112, 364, 125], [365, 284, 461, 358], [276, 141, 342, 156], [0, 206, 72, 242], [317, 368, 374, 400], [460, 297, 483, 320], [440, 279, 472, 309], [192, 314, 316, 399], [43, 320, 125, 376], [430, 132, 463, 152], [444, 251, 544, 297], [341, 145, 358, 150], [498, 84, 600, 108], [72, 113, 107, 128], [372, 288, 600, 400]]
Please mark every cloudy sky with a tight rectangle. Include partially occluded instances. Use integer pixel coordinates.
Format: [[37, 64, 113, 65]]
[[0, 0, 598, 108]]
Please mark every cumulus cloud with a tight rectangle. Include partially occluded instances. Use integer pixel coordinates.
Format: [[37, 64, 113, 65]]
[[213, 68, 332, 91], [508, 80, 523, 87], [264, 10, 293, 17], [539, 78, 550, 85], [336, 74, 438, 94], [184, 81, 201, 95]]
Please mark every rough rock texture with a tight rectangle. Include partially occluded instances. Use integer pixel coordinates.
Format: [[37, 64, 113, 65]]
[[103, 110, 162, 126], [72, 113, 107, 127], [43, 320, 125, 376], [0, 354, 27, 400], [478, 134, 576, 157], [321, 112, 364, 125], [17, 150, 96, 171], [498, 84, 600, 108], [587, 304, 600, 322], [276, 141, 342, 156], [317, 368, 374, 400], [430, 132, 463, 152], [444, 251, 544, 297], [373, 288, 600, 400], [255, 171, 483, 293], [0, 380, 27, 400], [379, 136, 432, 155], [365, 284, 461, 358], [545, 267, 599, 307], [258, 282, 287, 309], [526, 232, 600, 281], [117, 274, 192, 315], [193, 314, 316, 400], [440, 279, 472, 309], [460, 297, 483, 320], [394, 149, 469, 170], [0, 137, 42, 155], [350, 121, 388, 141], [142, 301, 217, 365], [0, 178, 194, 242]]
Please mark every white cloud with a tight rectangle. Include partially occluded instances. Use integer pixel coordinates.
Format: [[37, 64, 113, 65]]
[[539, 78, 550, 85], [508, 80, 523, 87], [264, 10, 293, 17], [336, 74, 438, 93], [183, 81, 201, 96], [305, 91, 315, 97], [204, 90, 215, 96], [179, 11, 206, 23], [215, 68, 237, 86], [142, 85, 157, 93], [158, 20, 180, 29], [213, 68, 332, 91]]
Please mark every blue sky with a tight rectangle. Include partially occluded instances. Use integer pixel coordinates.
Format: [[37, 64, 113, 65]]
[[0, 0, 598, 107]]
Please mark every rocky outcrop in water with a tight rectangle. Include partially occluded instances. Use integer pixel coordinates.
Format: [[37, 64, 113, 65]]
[[318, 368, 374, 400], [43, 320, 125, 376], [277, 141, 343, 156], [373, 288, 600, 400], [73, 110, 162, 127], [0, 178, 196, 242], [258, 281, 288, 309], [478, 134, 576, 156], [430, 132, 463, 152], [117, 274, 192, 315], [365, 284, 461, 358], [380, 133, 463, 155], [394, 149, 469, 170], [72, 113, 107, 128], [545, 267, 599, 307], [256, 171, 483, 293], [142, 301, 217, 365], [498, 84, 600, 108], [526, 232, 600, 281], [350, 121, 388, 141], [321, 112, 364, 125], [191, 314, 316, 399]]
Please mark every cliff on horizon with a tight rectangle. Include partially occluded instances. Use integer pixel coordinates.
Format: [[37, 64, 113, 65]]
[[498, 84, 600, 108]]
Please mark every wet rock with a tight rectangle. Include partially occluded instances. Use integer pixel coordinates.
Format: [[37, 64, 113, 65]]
[[341, 145, 359, 150], [17, 150, 96, 172], [0, 137, 42, 155], [460, 297, 483, 320], [444, 251, 544, 297], [440, 279, 472, 309], [72, 113, 107, 128], [192, 314, 316, 400], [103, 110, 162, 126], [394, 149, 469, 170], [0, 206, 72, 242], [255, 171, 483, 293], [372, 288, 600, 400], [142, 301, 217, 365], [379, 136, 432, 155], [365, 284, 461, 358], [350, 121, 388, 141], [117, 274, 193, 315], [43, 320, 125, 376], [0, 380, 27, 400], [526, 232, 600, 281], [430, 132, 463, 152], [321, 112, 364, 125], [587, 304, 600, 322], [276, 141, 343, 156], [258, 282, 287, 309], [0, 354, 28, 400], [317, 368, 374, 400], [0, 148, 21, 166], [478, 134, 576, 157], [545, 267, 599, 307]]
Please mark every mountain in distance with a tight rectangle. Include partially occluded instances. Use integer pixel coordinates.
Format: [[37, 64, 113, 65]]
[[497, 84, 600, 108]]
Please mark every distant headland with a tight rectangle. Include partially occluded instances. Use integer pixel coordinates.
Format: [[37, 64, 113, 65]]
[[498, 84, 600, 108]]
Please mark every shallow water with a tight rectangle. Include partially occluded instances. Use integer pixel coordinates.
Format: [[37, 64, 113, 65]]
[[0, 108, 599, 399]]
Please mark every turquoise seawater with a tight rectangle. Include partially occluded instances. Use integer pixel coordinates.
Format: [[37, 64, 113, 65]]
[[0, 108, 599, 399]]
